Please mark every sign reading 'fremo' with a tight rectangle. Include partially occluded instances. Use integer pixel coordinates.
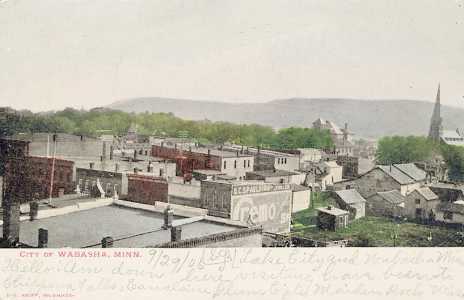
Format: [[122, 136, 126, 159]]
[[232, 183, 291, 195]]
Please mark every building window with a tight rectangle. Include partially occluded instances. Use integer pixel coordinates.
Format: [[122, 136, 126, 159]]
[[223, 161, 227, 169], [247, 160, 250, 168], [277, 158, 280, 164], [234, 160, 237, 169], [284, 158, 287, 164], [444, 211, 453, 220], [415, 199, 421, 205], [244, 160, 246, 168]]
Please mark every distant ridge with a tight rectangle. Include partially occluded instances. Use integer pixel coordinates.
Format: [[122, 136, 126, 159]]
[[107, 97, 464, 139]]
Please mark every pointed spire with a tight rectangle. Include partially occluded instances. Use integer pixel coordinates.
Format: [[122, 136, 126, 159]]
[[428, 83, 442, 142]]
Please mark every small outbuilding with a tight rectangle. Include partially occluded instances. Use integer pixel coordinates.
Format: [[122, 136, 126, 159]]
[[316, 206, 350, 231]]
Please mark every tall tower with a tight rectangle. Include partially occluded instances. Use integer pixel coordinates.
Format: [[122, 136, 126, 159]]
[[428, 84, 442, 142]]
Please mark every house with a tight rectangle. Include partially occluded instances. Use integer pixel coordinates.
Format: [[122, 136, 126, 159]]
[[334, 163, 426, 198], [330, 189, 366, 220], [201, 180, 292, 233], [316, 206, 350, 231], [366, 190, 405, 218], [404, 187, 440, 221]]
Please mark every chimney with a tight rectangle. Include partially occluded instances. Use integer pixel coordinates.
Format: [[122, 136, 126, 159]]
[[327, 205, 332, 210], [102, 141, 107, 161], [2, 195, 20, 247], [161, 141, 164, 148], [162, 205, 174, 229], [241, 145, 244, 154], [171, 226, 182, 242], [207, 149, 211, 156], [29, 202, 39, 221], [38, 228, 48, 248], [101, 236, 114, 248], [236, 150, 239, 157], [89, 162, 94, 169]]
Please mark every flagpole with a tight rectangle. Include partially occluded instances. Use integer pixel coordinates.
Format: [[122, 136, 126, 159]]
[[49, 138, 57, 205]]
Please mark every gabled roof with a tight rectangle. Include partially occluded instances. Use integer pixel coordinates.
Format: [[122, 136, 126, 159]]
[[316, 206, 349, 216], [334, 189, 366, 204], [414, 187, 438, 201], [394, 163, 426, 181], [375, 190, 405, 204], [291, 184, 310, 192], [377, 165, 415, 185]]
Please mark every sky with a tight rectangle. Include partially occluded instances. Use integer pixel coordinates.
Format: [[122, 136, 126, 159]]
[[0, 0, 463, 112]]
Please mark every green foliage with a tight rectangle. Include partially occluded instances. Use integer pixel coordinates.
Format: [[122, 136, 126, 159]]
[[441, 144, 464, 181], [1, 108, 332, 150], [293, 216, 462, 247], [272, 127, 333, 150], [375, 135, 439, 164]]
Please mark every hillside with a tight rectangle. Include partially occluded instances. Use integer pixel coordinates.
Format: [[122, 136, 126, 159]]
[[108, 97, 464, 138]]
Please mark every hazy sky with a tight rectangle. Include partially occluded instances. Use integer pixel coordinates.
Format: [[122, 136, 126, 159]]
[[0, 0, 463, 111]]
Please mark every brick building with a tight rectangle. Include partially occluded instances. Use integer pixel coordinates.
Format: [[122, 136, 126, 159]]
[[127, 174, 168, 205], [201, 180, 292, 233], [2, 139, 74, 203], [152, 144, 253, 179]]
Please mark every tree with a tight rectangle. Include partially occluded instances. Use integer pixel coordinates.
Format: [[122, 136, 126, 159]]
[[376, 136, 439, 164]]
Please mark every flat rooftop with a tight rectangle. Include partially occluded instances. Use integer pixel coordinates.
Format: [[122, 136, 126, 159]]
[[2, 205, 239, 248], [158, 144, 253, 158], [247, 169, 300, 177]]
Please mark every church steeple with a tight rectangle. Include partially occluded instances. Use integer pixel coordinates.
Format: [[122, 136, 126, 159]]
[[428, 83, 442, 142]]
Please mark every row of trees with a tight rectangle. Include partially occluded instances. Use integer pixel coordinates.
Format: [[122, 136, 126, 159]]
[[1, 107, 334, 150], [376, 135, 464, 181]]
